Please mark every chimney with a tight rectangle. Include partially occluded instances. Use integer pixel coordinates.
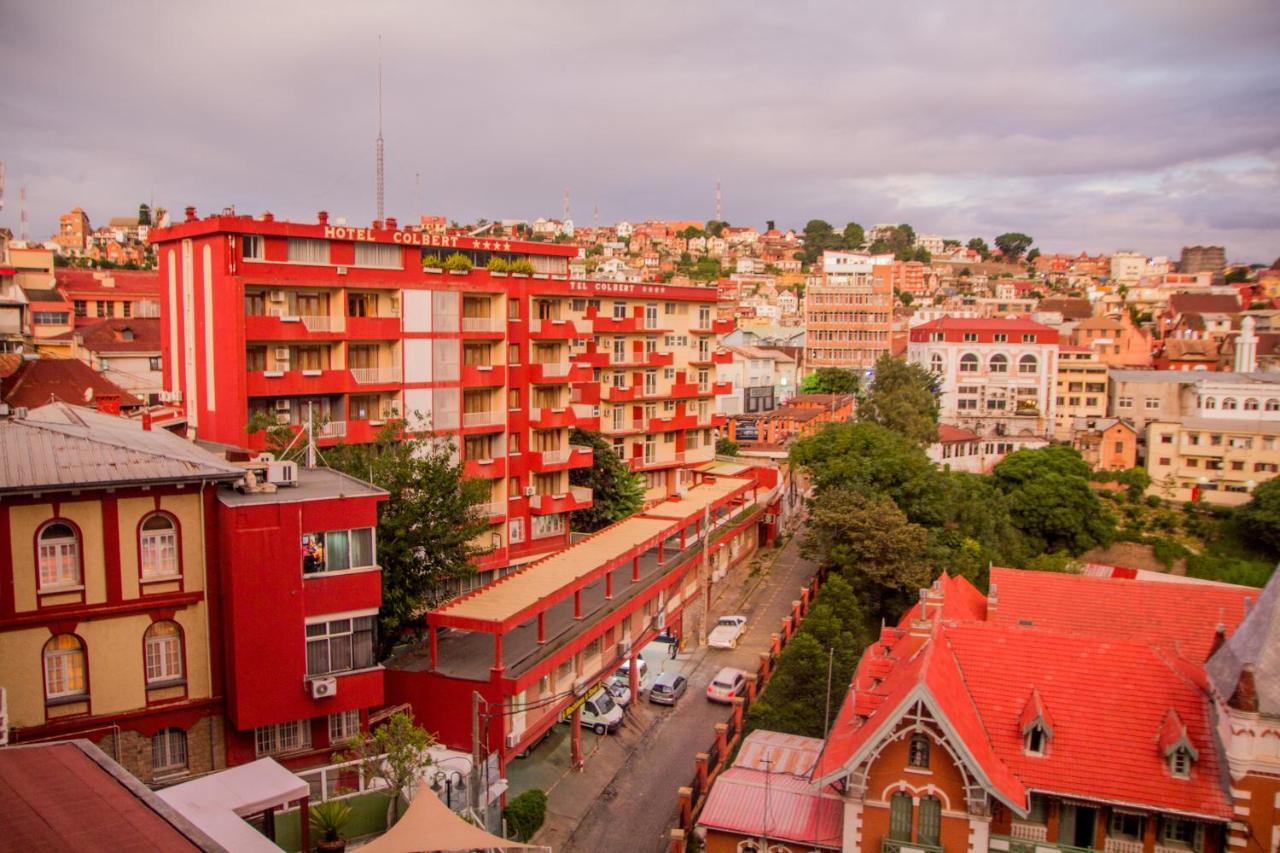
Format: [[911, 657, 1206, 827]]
[[184, 206, 197, 222], [141, 410, 153, 431], [372, 219, 384, 230], [986, 581, 998, 621], [262, 211, 275, 222], [385, 216, 398, 230], [317, 210, 329, 225], [95, 394, 121, 415], [1229, 664, 1259, 712], [1207, 623, 1226, 659]]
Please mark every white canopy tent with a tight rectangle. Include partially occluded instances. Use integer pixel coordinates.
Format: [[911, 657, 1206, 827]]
[[157, 758, 310, 852]]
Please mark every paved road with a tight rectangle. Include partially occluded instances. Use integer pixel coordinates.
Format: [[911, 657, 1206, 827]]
[[560, 531, 818, 853]]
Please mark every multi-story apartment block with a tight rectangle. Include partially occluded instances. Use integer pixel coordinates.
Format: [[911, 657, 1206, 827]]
[[715, 345, 798, 416], [908, 318, 1059, 442], [872, 260, 928, 297], [805, 251, 894, 371], [1053, 345, 1109, 440], [54, 207, 92, 255], [56, 269, 162, 326], [150, 210, 731, 585]]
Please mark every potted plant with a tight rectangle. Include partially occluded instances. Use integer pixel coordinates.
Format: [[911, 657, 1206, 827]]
[[509, 259, 534, 277], [309, 799, 352, 852], [421, 254, 444, 273], [486, 257, 510, 275], [443, 252, 473, 274]]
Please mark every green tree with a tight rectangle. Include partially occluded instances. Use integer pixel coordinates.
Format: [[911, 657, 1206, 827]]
[[568, 428, 644, 532], [799, 367, 861, 395], [1237, 477, 1280, 555], [1026, 247, 1041, 264], [715, 437, 739, 457], [897, 290, 914, 306], [992, 446, 1115, 554], [745, 632, 830, 737], [338, 710, 436, 826], [503, 790, 549, 841], [138, 203, 152, 226], [326, 423, 490, 653], [706, 220, 729, 238], [801, 219, 837, 265], [967, 238, 989, 259], [1224, 267, 1250, 284], [842, 221, 865, 248], [994, 232, 1034, 261], [802, 487, 932, 616], [858, 355, 940, 446]]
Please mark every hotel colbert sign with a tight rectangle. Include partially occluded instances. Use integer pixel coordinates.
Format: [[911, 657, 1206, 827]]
[[323, 225, 516, 252]]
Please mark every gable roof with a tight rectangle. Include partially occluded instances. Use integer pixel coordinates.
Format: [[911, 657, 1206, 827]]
[[54, 268, 160, 296], [698, 767, 843, 850], [75, 317, 162, 353], [1037, 297, 1093, 320], [0, 357, 141, 409], [1167, 293, 1240, 316]]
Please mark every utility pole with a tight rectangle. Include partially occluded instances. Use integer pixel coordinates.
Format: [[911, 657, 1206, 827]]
[[824, 646, 835, 734], [19, 186, 28, 240], [760, 752, 773, 849], [375, 36, 385, 221], [470, 691, 483, 815], [700, 503, 711, 646]]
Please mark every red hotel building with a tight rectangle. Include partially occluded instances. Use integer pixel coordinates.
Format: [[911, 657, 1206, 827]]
[[151, 210, 732, 585]]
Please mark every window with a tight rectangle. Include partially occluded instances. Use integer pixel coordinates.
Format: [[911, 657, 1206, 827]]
[[1159, 817, 1202, 851], [962, 332, 978, 342], [97, 301, 108, 318], [994, 333, 1008, 342], [1110, 812, 1144, 841], [255, 720, 311, 757], [1022, 333, 1037, 343], [929, 353, 943, 373], [140, 513, 179, 578], [151, 728, 188, 774], [73, 300, 87, 317], [508, 298, 520, 321], [1170, 746, 1192, 778], [1025, 724, 1048, 755], [1145, 398, 1160, 410], [1267, 399, 1279, 412], [1019, 354, 1038, 374], [122, 302, 132, 318], [33, 311, 69, 325], [1244, 398, 1259, 411], [242, 234, 264, 260], [908, 734, 930, 768], [1027, 794, 1049, 825], [353, 242, 402, 269], [1118, 396, 1133, 408], [44, 634, 86, 700], [989, 353, 1008, 373], [305, 615, 376, 676], [38, 522, 81, 590], [509, 518, 525, 544], [286, 237, 329, 264], [960, 353, 979, 373], [302, 528, 375, 574], [328, 710, 360, 744], [144, 621, 184, 685], [889, 792, 913, 841], [918, 796, 941, 846], [148, 356, 162, 371], [1222, 397, 1238, 410]]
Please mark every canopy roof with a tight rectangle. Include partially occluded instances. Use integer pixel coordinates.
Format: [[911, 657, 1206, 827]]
[[157, 758, 307, 853], [359, 784, 539, 852]]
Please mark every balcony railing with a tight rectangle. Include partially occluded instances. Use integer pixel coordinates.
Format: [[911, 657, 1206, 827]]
[[532, 362, 570, 378], [1010, 823, 1049, 842], [476, 501, 507, 519], [462, 411, 504, 428], [1103, 839, 1143, 853], [321, 420, 347, 437], [461, 317, 504, 333], [881, 838, 942, 853], [350, 367, 402, 384], [538, 448, 571, 465], [301, 315, 341, 333]]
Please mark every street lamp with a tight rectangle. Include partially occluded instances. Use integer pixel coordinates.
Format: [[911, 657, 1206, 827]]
[[430, 769, 465, 811]]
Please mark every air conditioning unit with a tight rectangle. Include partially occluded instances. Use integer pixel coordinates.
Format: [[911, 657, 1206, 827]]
[[269, 290, 286, 302], [274, 346, 290, 360], [275, 413, 290, 425], [310, 677, 338, 699], [572, 677, 590, 697], [617, 640, 631, 658], [523, 486, 536, 497], [336, 266, 348, 276], [267, 460, 299, 486], [275, 399, 291, 411], [504, 731, 521, 749]]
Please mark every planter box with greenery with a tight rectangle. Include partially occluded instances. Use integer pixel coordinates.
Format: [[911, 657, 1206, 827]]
[[421, 254, 444, 273], [486, 257, 511, 275], [310, 799, 352, 852], [503, 789, 548, 842], [443, 253, 473, 274]]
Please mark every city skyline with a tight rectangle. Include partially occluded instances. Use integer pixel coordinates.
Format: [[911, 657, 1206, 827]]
[[2, 1, 1278, 261]]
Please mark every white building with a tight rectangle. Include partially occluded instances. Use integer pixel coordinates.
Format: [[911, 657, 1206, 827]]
[[915, 233, 947, 255], [716, 345, 798, 416], [1110, 251, 1149, 283], [908, 317, 1060, 443]]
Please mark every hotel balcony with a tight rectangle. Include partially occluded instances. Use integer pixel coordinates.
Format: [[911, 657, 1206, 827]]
[[461, 363, 507, 386], [711, 380, 734, 396], [350, 366, 403, 386], [247, 368, 351, 397], [530, 445, 593, 473], [648, 412, 699, 432], [529, 361, 591, 384], [245, 314, 347, 341], [602, 417, 648, 436], [529, 406, 579, 429], [571, 403, 601, 431], [603, 384, 640, 403], [668, 380, 700, 398], [346, 315, 401, 338], [528, 485, 593, 515], [460, 317, 506, 337], [631, 451, 685, 471], [691, 318, 736, 335], [529, 318, 588, 340], [461, 410, 506, 431], [475, 500, 508, 522], [610, 350, 675, 369], [463, 456, 507, 480]]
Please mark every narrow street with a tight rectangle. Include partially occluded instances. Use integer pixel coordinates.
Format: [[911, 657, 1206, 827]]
[[555, 530, 818, 853]]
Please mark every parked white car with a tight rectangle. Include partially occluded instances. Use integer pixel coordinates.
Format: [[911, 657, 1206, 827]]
[[708, 615, 748, 649]]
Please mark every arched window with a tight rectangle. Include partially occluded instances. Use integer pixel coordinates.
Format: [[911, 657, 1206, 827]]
[[151, 727, 188, 774], [1244, 398, 1259, 411], [44, 634, 86, 700], [989, 353, 1009, 373], [1267, 399, 1279, 412], [889, 792, 913, 841], [918, 795, 942, 846], [908, 734, 930, 768], [959, 353, 979, 373], [1223, 397, 1238, 410], [144, 622, 184, 685], [1018, 354, 1038, 374], [1203, 397, 1217, 410], [37, 522, 80, 590], [735, 842, 762, 853], [930, 353, 944, 374], [140, 513, 179, 578]]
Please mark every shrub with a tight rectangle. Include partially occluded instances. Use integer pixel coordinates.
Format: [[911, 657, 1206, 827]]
[[443, 253, 473, 271], [1152, 538, 1190, 569], [309, 799, 352, 843], [1146, 495, 1162, 508], [503, 789, 548, 841], [421, 254, 444, 269], [486, 257, 510, 272], [509, 259, 535, 275]]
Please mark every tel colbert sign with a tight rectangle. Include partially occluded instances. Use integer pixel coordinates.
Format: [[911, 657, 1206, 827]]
[[323, 225, 518, 253]]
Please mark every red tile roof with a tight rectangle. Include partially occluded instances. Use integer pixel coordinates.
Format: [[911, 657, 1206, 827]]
[[75, 317, 162, 353], [1, 357, 141, 409], [54, 268, 160, 296], [912, 316, 1056, 334], [1166, 293, 1240, 316], [936, 424, 980, 443]]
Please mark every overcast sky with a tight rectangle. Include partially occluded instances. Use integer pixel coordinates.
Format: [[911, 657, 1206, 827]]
[[3, 1, 1278, 262]]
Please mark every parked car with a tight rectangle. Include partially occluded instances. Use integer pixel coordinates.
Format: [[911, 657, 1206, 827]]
[[649, 672, 688, 706], [614, 657, 649, 687], [562, 687, 624, 735], [605, 677, 632, 708], [708, 615, 748, 649], [706, 667, 748, 704]]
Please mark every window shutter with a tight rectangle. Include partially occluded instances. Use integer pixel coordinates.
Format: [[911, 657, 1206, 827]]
[[918, 796, 941, 846], [889, 792, 913, 841]]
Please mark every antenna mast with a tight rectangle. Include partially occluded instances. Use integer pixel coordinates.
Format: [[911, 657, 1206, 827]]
[[0, 162, 6, 212], [20, 186, 28, 240], [715, 177, 722, 222], [375, 36, 385, 221], [563, 187, 570, 223]]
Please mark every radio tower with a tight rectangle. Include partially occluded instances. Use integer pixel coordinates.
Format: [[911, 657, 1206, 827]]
[[375, 37, 385, 221], [20, 186, 28, 240], [563, 187, 571, 223], [0, 162, 6, 212], [715, 177, 722, 222]]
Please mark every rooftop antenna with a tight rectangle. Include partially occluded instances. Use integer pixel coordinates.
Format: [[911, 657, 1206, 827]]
[[563, 187, 570, 222], [19, 186, 27, 240], [375, 35, 385, 221], [593, 202, 599, 229], [415, 171, 421, 218], [715, 176, 722, 222], [0, 161, 6, 212]]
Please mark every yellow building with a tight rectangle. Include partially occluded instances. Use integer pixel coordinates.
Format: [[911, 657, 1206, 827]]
[[1053, 345, 1109, 440], [0, 403, 244, 784], [1147, 417, 1280, 505]]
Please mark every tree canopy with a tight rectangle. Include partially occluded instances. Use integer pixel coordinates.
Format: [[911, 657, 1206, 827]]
[[857, 355, 940, 446], [994, 232, 1034, 261], [991, 446, 1114, 554], [800, 219, 867, 264], [705, 220, 729, 238], [1237, 477, 1280, 554], [799, 367, 861, 395], [966, 237, 990, 259], [568, 428, 645, 532]]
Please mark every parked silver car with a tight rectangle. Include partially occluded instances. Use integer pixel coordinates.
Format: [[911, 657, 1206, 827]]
[[648, 672, 688, 706]]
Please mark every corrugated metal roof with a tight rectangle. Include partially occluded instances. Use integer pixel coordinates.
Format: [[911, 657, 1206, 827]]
[[0, 403, 245, 493], [734, 730, 826, 778], [697, 767, 843, 849]]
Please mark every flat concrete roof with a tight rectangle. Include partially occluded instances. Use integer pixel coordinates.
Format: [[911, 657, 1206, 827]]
[[644, 475, 749, 519], [217, 466, 386, 506]]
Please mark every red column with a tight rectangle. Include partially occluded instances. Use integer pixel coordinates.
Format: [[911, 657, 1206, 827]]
[[671, 828, 687, 853], [745, 673, 758, 702], [537, 611, 546, 645], [731, 696, 744, 733], [658, 540, 664, 562], [679, 786, 693, 827], [574, 589, 582, 619], [694, 753, 709, 790], [680, 527, 686, 549], [605, 571, 613, 600], [632, 555, 640, 581], [493, 633, 504, 673], [628, 651, 639, 701], [570, 707, 584, 770], [429, 626, 439, 670], [714, 723, 728, 761]]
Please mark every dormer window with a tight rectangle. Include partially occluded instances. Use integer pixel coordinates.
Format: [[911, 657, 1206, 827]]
[[908, 734, 930, 769], [1025, 723, 1048, 755], [1020, 687, 1053, 756], [1159, 708, 1198, 779], [1170, 746, 1192, 778]]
